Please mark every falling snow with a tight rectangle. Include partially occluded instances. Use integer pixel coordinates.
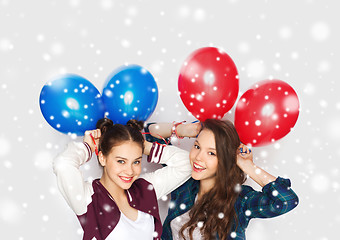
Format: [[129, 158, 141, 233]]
[[0, 0, 338, 239], [0, 199, 21, 224], [0, 137, 11, 156], [310, 22, 331, 41], [246, 59, 266, 78]]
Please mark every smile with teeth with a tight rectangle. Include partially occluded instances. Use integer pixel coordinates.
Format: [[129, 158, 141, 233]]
[[119, 176, 134, 183], [193, 162, 206, 172]]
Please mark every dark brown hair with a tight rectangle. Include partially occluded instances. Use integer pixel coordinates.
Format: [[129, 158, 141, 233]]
[[96, 118, 145, 156], [180, 119, 246, 240]]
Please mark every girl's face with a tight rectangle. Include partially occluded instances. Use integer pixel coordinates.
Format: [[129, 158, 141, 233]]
[[100, 141, 142, 190], [189, 129, 218, 182]]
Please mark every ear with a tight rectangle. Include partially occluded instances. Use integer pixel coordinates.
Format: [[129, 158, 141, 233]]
[[98, 151, 106, 167]]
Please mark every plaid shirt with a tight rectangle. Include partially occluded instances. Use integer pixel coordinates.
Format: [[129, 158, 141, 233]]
[[162, 177, 299, 240]]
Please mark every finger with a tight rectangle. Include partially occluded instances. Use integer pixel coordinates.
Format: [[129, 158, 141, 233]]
[[243, 146, 252, 154], [243, 146, 249, 154], [86, 130, 97, 136], [244, 145, 252, 154], [238, 144, 252, 155], [238, 143, 244, 153], [92, 129, 98, 138], [238, 148, 247, 156], [92, 129, 98, 139]]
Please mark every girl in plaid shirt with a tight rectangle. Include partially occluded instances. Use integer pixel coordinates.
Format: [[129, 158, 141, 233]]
[[148, 119, 299, 240]]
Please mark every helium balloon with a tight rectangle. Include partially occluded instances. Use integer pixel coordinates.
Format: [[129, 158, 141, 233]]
[[234, 79, 300, 147], [102, 64, 158, 124], [39, 74, 105, 135], [178, 47, 239, 121]]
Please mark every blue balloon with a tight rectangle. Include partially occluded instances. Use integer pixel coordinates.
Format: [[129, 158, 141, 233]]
[[39, 74, 105, 136], [102, 64, 158, 124]]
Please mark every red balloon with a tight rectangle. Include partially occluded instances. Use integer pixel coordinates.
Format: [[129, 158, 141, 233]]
[[235, 79, 300, 147], [178, 47, 239, 121]]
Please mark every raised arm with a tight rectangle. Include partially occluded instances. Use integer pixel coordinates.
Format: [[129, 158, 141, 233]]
[[53, 141, 93, 215], [236, 144, 276, 187], [53, 130, 100, 216], [148, 121, 202, 139], [236, 144, 299, 219], [141, 143, 192, 199]]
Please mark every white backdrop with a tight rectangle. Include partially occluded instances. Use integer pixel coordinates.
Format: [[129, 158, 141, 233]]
[[0, 0, 339, 239]]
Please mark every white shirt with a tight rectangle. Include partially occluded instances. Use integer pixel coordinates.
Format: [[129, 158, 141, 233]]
[[170, 195, 203, 240], [170, 210, 203, 240], [106, 210, 154, 240]]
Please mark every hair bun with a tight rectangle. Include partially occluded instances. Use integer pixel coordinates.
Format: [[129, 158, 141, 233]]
[[126, 119, 144, 131], [96, 118, 114, 135]]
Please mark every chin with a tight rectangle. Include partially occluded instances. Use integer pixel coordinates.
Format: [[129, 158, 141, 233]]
[[120, 182, 134, 190], [191, 171, 203, 180]]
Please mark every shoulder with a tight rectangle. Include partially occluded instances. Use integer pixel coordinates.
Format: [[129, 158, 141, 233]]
[[132, 178, 153, 189], [170, 178, 198, 198], [175, 177, 197, 191], [129, 178, 156, 198]]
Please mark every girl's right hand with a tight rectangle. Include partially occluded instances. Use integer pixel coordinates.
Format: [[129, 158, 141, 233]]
[[236, 144, 253, 171], [84, 129, 101, 153]]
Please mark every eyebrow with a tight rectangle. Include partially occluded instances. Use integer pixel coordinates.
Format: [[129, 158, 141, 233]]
[[194, 140, 216, 151], [115, 156, 143, 160]]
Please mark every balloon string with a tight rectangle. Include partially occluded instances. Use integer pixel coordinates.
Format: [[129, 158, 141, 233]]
[[89, 133, 99, 156]]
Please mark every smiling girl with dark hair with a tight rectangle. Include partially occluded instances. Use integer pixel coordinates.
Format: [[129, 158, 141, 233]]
[[148, 119, 299, 240], [53, 118, 192, 240]]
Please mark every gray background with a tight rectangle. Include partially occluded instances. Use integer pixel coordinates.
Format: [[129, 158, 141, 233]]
[[0, 0, 339, 239]]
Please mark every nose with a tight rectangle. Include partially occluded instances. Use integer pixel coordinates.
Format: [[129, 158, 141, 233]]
[[124, 164, 134, 176], [195, 149, 204, 161]]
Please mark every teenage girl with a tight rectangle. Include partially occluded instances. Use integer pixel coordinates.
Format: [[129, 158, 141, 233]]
[[148, 119, 299, 240], [53, 118, 192, 240]]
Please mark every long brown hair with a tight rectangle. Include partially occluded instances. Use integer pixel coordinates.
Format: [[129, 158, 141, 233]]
[[180, 119, 246, 240]]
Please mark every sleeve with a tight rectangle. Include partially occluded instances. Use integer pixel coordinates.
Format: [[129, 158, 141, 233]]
[[53, 141, 94, 216], [238, 177, 299, 219], [140, 142, 192, 200]]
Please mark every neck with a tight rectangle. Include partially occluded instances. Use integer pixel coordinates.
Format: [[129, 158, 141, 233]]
[[198, 177, 215, 199], [100, 175, 125, 201]]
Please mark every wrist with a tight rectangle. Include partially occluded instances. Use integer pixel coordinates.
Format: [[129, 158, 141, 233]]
[[176, 124, 185, 138], [171, 121, 186, 139], [176, 122, 201, 138]]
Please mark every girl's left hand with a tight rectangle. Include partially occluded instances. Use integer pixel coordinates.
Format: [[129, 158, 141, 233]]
[[84, 129, 101, 153], [236, 143, 253, 168]]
